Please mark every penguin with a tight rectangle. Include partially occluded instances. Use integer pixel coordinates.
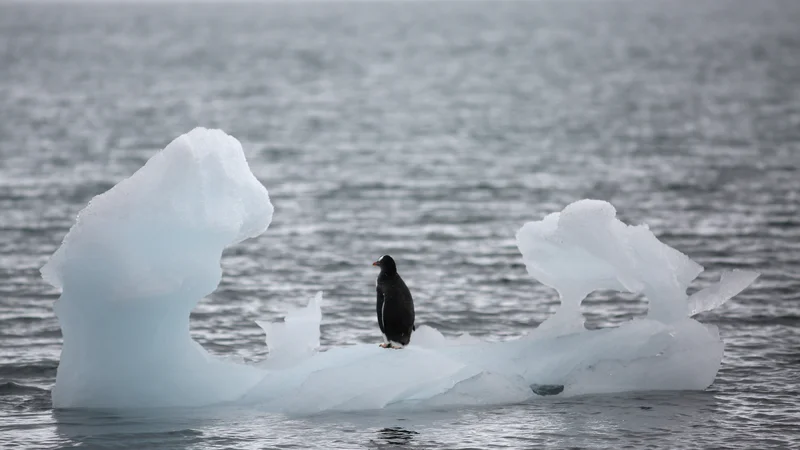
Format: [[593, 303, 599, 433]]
[[372, 255, 415, 349]]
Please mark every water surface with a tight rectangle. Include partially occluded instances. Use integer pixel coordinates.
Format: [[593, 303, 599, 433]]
[[1, 1, 798, 448]]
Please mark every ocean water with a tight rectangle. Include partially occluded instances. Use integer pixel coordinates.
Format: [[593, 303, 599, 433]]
[[1, 0, 799, 448]]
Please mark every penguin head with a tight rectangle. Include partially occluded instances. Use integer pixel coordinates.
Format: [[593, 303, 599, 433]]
[[372, 254, 397, 274]]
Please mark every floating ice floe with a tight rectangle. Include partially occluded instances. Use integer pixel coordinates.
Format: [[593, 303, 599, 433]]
[[42, 128, 758, 412]]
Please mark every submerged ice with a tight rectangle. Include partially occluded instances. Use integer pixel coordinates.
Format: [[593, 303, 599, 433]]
[[43, 128, 759, 412]]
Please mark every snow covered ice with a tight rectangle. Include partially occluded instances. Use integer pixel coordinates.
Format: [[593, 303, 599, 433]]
[[42, 128, 759, 412]]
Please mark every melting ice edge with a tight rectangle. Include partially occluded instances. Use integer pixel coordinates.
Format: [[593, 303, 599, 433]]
[[41, 128, 759, 413]]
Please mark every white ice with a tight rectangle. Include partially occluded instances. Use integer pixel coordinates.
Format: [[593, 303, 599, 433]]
[[42, 128, 272, 408], [42, 128, 759, 412], [256, 292, 323, 368]]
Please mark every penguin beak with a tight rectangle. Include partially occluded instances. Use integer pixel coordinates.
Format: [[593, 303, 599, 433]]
[[372, 261, 379, 266]]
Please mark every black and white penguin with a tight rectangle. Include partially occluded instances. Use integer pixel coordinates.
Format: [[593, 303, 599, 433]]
[[372, 255, 415, 349]]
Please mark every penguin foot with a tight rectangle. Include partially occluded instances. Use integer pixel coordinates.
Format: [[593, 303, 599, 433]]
[[379, 342, 405, 349]]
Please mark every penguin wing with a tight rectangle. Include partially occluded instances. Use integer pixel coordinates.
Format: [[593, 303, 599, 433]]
[[397, 289, 415, 332], [376, 285, 386, 334], [382, 281, 415, 335]]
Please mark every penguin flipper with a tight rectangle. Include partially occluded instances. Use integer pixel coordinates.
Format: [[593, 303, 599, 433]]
[[376, 286, 386, 335]]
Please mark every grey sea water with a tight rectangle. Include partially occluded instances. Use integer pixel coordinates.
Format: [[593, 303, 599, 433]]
[[1, 0, 799, 448]]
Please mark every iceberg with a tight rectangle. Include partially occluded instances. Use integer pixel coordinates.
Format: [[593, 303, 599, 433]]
[[42, 128, 272, 408], [42, 128, 759, 412]]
